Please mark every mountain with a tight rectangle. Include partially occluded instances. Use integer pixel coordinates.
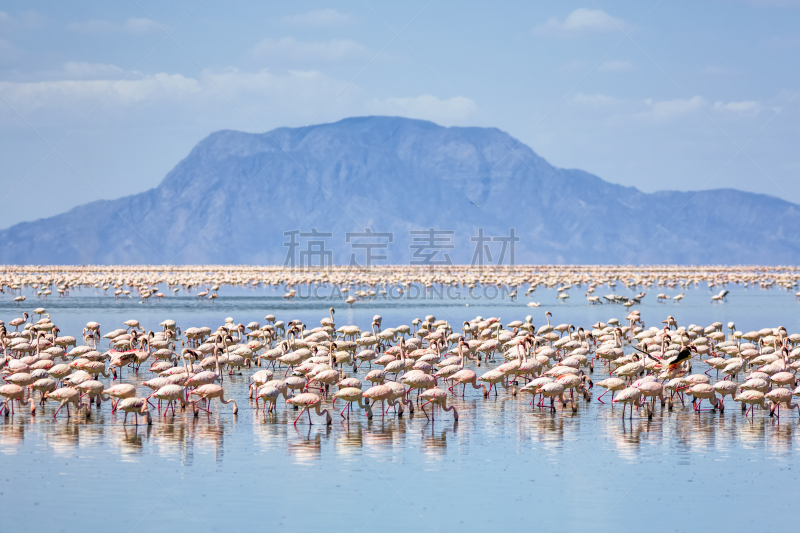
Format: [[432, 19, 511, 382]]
[[1, 116, 798, 265]]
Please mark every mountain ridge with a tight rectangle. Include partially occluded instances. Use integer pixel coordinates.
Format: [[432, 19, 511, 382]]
[[1, 115, 797, 265]]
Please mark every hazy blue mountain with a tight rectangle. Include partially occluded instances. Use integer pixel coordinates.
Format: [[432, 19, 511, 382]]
[[1, 116, 798, 265]]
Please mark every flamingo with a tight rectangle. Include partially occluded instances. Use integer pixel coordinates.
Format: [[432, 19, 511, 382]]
[[116, 397, 152, 425], [333, 387, 373, 419], [0, 384, 36, 415], [8, 312, 29, 331], [419, 388, 458, 421], [103, 383, 136, 412], [362, 384, 396, 419], [735, 390, 767, 417], [44, 387, 82, 418], [254, 384, 289, 415], [190, 384, 239, 415], [612, 387, 642, 419], [285, 392, 331, 425]]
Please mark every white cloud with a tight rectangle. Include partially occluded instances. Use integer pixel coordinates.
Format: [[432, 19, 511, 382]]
[[124, 18, 160, 33], [281, 9, 355, 27], [714, 100, 761, 115], [209, 68, 351, 105], [533, 8, 627, 35], [573, 93, 622, 107], [366, 95, 477, 125], [597, 59, 633, 73], [253, 37, 371, 62], [0, 63, 475, 136], [0, 73, 201, 111], [68, 17, 161, 34], [636, 96, 705, 122], [0, 67, 358, 125], [60, 62, 126, 80]]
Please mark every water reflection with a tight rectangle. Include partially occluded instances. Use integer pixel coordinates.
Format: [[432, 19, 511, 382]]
[[287, 425, 331, 464], [361, 418, 408, 452], [119, 424, 149, 455], [337, 421, 365, 451], [2, 392, 800, 463], [0, 420, 25, 454], [768, 423, 795, 452], [532, 414, 566, 449], [419, 422, 455, 456]]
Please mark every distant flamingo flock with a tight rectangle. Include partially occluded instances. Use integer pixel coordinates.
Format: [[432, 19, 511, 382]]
[[0, 264, 798, 306]]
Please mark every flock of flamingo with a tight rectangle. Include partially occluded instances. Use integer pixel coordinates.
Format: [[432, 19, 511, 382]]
[[1, 291, 799, 428], [2, 265, 798, 306]]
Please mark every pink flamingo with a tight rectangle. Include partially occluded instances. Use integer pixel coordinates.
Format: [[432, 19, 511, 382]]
[[0, 384, 35, 415], [285, 392, 331, 425], [419, 388, 458, 421]]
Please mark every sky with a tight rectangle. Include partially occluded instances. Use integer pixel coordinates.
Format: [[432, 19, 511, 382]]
[[1, 0, 799, 230]]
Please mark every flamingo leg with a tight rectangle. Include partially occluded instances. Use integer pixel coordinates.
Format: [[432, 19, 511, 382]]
[[293, 408, 306, 426]]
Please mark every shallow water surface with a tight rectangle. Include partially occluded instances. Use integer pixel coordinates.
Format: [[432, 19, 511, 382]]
[[1, 283, 798, 533]]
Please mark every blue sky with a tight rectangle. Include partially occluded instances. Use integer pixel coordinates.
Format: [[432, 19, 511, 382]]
[[1, 1, 798, 229]]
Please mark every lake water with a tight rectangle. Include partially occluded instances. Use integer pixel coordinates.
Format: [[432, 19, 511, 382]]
[[1, 282, 798, 533]]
